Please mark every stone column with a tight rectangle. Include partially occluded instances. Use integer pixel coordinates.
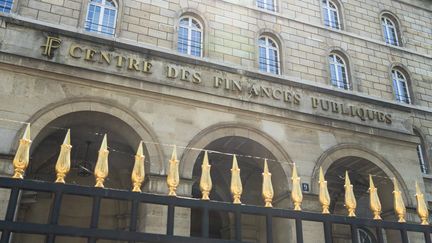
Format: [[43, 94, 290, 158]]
[[138, 175, 193, 237]]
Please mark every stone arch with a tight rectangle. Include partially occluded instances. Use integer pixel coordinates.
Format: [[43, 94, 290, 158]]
[[310, 143, 412, 206], [180, 122, 292, 180], [14, 97, 164, 175]]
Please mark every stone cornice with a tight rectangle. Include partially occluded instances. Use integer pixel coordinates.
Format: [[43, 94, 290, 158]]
[[0, 14, 431, 116]]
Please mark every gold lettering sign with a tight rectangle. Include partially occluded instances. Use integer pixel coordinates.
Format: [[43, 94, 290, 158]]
[[311, 97, 392, 124], [41, 36, 62, 58], [40, 39, 394, 126]]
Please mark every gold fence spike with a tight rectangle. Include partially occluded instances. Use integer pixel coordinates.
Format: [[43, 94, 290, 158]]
[[369, 175, 382, 220], [230, 155, 242, 204], [291, 164, 303, 211], [200, 151, 212, 200], [55, 129, 72, 183], [415, 182, 429, 225], [344, 171, 357, 217], [94, 134, 109, 188], [12, 124, 32, 179], [319, 167, 331, 214], [131, 141, 145, 192], [167, 145, 179, 196], [393, 178, 406, 223], [262, 159, 274, 207]]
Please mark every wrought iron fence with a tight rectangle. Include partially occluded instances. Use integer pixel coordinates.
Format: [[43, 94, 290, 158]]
[[0, 125, 431, 243]]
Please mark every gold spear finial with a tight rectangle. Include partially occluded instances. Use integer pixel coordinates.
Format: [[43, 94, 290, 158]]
[[131, 141, 145, 192], [291, 164, 303, 211], [344, 171, 357, 217], [55, 129, 72, 183], [167, 145, 180, 196], [415, 181, 429, 225], [262, 159, 274, 207], [230, 155, 243, 204], [319, 167, 331, 214], [393, 178, 406, 223], [369, 175, 382, 220], [94, 134, 109, 188], [200, 151, 212, 200], [12, 123, 32, 179]]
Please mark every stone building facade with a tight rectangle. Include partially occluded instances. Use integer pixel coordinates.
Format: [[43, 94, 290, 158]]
[[0, 0, 431, 242]]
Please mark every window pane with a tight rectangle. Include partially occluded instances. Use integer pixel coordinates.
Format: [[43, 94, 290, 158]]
[[191, 30, 202, 56], [86, 5, 101, 32], [0, 0, 13, 13], [259, 47, 267, 72], [102, 8, 116, 35], [177, 27, 188, 54], [269, 49, 278, 74], [330, 63, 338, 86], [331, 10, 339, 28]]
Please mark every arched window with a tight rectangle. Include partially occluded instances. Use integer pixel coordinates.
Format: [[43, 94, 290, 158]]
[[329, 53, 349, 89], [85, 0, 118, 36], [178, 16, 203, 57], [257, 0, 276, 11], [0, 0, 13, 13], [414, 130, 429, 174], [381, 15, 400, 46], [322, 0, 341, 29], [391, 68, 410, 104], [357, 228, 375, 243], [258, 36, 280, 75]]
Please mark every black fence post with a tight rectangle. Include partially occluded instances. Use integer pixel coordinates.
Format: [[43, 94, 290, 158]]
[[323, 221, 332, 243], [128, 199, 139, 243], [201, 206, 209, 238], [235, 210, 241, 241], [266, 213, 273, 243], [350, 224, 359, 243], [167, 203, 175, 236], [46, 190, 63, 243], [295, 218, 303, 243], [87, 196, 101, 243], [0, 187, 19, 243]]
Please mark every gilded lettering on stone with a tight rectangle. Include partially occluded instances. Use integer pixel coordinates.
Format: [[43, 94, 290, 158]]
[[41, 36, 62, 58]]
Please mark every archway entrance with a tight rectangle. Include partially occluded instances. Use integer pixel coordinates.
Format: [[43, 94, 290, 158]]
[[14, 111, 148, 243], [190, 136, 290, 243], [325, 156, 395, 243]]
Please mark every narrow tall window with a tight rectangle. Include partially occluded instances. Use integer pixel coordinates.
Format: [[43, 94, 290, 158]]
[[178, 17, 203, 57], [259, 36, 280, 75], [415, 130, 429, 174], [85, 0, 117, 36], [382, 16, 399, 46], [392, 69, 410, 104], [0, 0, 13, 13], [257, 0, 275, 11], [329, 54, 349, 89], [322, 0, 341, 29]]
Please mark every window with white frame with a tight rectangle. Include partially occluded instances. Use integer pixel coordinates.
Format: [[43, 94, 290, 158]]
[[415, 130, 429, 174], [259, 36, 280, 75], [381, 16, 400, 46], [0, 0, 13, 13], [329, 53, 349, 90], [257, 0, 276, 11], [322, 0, 341, 29], [391, 69, 411, 104], [178, 16, 203, 57], [85, 0, 117, 36]]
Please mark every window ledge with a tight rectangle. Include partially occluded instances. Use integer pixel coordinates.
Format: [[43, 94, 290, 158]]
[[422, 174, 432, 180]]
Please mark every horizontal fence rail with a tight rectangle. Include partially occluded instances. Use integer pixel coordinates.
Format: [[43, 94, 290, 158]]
[[0, 177, 430, 243]]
